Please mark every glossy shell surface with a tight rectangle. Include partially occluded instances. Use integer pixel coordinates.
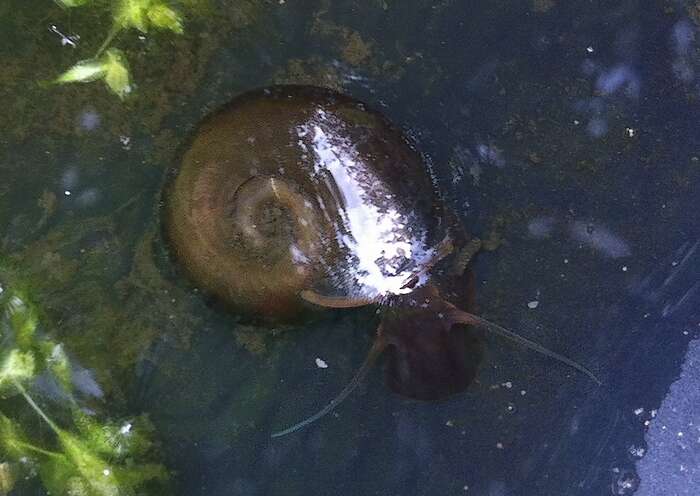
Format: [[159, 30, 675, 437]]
[[165, 85, 446, 320]]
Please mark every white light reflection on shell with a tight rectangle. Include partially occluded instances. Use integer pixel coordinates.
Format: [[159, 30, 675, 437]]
[[298, 108, 435, 298]]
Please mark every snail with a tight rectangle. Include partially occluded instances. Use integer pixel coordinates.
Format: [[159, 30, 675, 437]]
[[163, 85, 600, 438]]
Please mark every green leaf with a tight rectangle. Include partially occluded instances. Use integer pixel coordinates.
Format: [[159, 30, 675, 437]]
[[6, 295, 38, 349], [113, 461, 169, 488], [55, 59, 107, 85], [115, 0, 152, 32], [0, 415, 35, 460], [54, 50, 131, 99], [147, 4, 184, 34], [39, 456, 85, 496], [45, 343, 73, 394], [73, 411, 156, 460], [103, 49, 131, 99], [55, 0, 93, 7], [0, 462, 17, 495], [0, 350, 35, 387], [73, 412, 127, 460], [63, 412, 169, 493], [57, 429, 125, 496]]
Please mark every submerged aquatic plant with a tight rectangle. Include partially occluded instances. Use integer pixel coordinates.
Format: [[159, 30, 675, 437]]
[[0, 284, 170, 495], [53, 0, 185, 99]]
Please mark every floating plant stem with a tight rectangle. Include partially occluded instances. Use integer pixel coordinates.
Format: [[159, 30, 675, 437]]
[[13, 380, 61, 434], [95, 24, 122, 58], [12, 440, 63, 460]]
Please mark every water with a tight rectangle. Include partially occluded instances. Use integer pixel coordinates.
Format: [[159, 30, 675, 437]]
[[1, 0, 699, 494]]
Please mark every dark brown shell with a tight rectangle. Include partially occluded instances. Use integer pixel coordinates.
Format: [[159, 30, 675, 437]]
[[164, 85, 446, 321]]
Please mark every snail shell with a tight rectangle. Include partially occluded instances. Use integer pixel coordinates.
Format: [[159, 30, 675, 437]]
[[164, 86, 447, 321]]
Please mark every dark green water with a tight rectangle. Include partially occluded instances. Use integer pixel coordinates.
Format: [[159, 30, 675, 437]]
[[1, 1, 699, 495]]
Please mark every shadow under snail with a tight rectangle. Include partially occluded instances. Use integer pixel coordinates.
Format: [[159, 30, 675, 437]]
[[163, 85, 600, 438]]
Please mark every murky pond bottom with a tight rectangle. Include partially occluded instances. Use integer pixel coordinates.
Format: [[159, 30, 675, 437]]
[[1, 1, 699, 495]]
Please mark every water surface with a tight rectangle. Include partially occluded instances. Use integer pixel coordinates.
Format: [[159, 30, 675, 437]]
[[1, 0, 699, 494]]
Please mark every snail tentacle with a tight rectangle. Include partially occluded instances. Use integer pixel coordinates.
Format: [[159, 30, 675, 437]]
[[447, 308, 602, 385], [300, 289, 379, 308], [271, 335, 387, 438], [399, 233, 454, 290]]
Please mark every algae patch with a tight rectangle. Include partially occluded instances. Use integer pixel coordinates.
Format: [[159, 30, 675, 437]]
[[0, 282, 171, 495]]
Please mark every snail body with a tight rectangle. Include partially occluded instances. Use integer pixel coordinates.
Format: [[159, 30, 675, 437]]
[[164, 85, 600, 438]]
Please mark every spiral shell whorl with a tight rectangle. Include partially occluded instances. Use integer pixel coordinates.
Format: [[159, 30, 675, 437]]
[[164, 86, 444, 322]]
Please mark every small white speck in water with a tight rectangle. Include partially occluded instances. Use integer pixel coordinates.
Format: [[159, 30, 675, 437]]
[[628, 446, 645, 458], [527, 300, 539, 309], [315, 358, 328, 369]]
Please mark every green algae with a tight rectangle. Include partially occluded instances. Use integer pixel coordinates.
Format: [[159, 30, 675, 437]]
[[0, 284, 171, 495], [0, 188, 198, 394]]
